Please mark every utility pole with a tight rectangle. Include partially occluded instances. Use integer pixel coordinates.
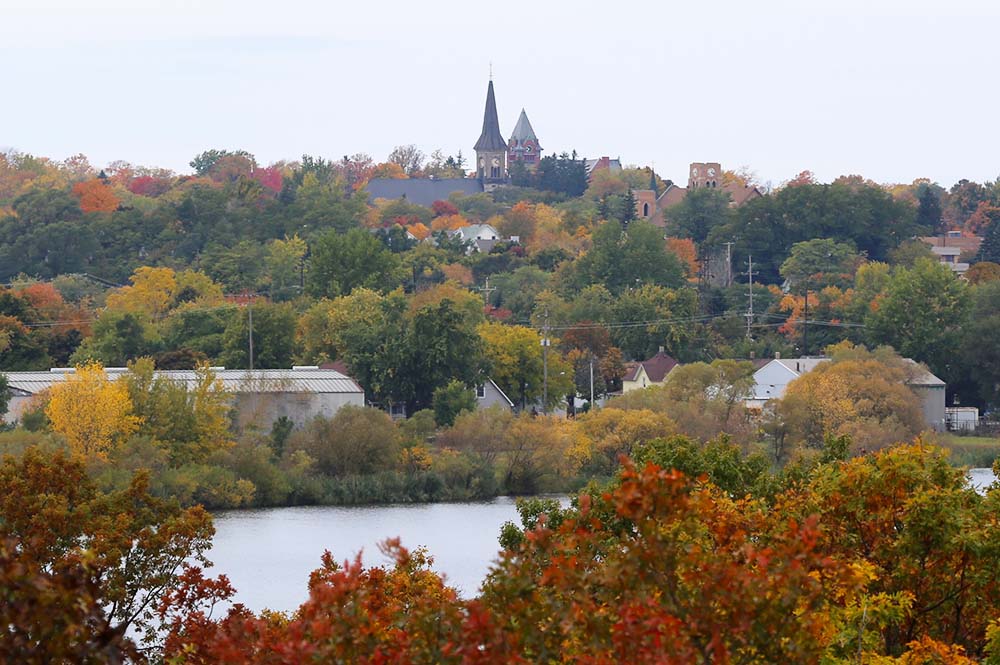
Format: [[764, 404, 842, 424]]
[[745, 254, 755, 339], [541, 306, 550, 415], [478, 276, 496, 305]]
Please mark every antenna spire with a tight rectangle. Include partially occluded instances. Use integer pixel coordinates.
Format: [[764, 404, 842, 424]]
[[489, 62, 493, 80]]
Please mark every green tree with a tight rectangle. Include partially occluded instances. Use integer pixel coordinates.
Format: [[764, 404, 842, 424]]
[[916, 185, 944, 233], [715, 180, 917, 284], [71, 311, 160, 366], [287, 405, 399, 477], [307, 228, 402, 298], [779, 238, 860, 289], [572, 220, 685, 294], [478, 322, 545, 409], [666, 185, 732, 246], [865, 258, 970, 382], [397, 299, 485, 412], [220, 302, 297, 369], [0, 373, 9, 418], [198, 240, 266, 292], [609, 284, 699, 360], [189, 148, 256, 175], [266, 235, 308, 300], [958, 281, 1000, 408], [977, 212, 1000, 263], [432, 379, 477, 427]]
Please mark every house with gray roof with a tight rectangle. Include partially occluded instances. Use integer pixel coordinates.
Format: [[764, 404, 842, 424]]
[[746, 355, 946, 431]]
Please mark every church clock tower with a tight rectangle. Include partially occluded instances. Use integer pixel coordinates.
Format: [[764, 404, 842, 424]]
[[474, 79, 508, 189]]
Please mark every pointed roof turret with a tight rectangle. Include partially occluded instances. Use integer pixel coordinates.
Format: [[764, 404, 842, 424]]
[[474, 80, 507, 152], [509, 109, 538, 143]]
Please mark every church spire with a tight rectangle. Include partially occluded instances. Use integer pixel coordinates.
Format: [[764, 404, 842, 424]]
[[474, 80, 507, 152]]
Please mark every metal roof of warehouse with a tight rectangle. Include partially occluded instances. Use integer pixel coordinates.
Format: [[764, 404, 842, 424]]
[[3, 367, 364, 395]]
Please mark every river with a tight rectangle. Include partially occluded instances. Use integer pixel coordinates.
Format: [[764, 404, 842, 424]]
[[207, 469, 998, 614], [207, 496, 558, 612]]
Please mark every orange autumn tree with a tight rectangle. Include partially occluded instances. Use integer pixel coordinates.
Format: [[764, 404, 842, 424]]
[[0, 447, 214, 658], [72, 178, 120, 213], [45, 361, 142, 460], [430, 213, 470, 232], [666, 237, 699, 278]]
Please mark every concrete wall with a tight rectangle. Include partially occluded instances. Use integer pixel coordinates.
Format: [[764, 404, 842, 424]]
[[5, 394, 35, 424], [912, 384, 946, 432], [233, 392, 365, 431]]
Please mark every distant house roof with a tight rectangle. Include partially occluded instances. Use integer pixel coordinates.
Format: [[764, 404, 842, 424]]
[[366, 178, 483, 207], [585, 156, 622, 177], [4, 367, 364, 396], [474, 80, 507, 152], [453, 224, 500, 241], [657, 184, 688, 207], [624, 350, 679, 383], [724, 183, 763, 206], [920, 233, 982, 255]]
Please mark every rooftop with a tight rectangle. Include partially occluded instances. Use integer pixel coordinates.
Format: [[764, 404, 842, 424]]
[[4, 367, 364, 396]]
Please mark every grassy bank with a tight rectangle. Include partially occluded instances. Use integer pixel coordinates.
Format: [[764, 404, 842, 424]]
[[934, 433, 1000, 468]]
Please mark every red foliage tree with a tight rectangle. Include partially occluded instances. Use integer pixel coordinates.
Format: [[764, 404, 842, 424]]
[[432, 199, 460, 218], [128, 175, 172, 197]]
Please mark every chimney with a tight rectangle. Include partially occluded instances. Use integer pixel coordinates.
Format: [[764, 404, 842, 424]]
[[774, 352, 781, 359], [658, 346, 665, 354]]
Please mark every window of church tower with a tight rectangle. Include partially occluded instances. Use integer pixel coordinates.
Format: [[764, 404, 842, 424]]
[[642, 203, 649, 217]]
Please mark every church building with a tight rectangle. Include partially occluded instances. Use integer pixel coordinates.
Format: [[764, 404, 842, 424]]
[[474, 79, 542, 189], [367, 79, 542, 204]]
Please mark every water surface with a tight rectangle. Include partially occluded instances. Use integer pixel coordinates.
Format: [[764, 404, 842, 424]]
[[207, 497, 545, 612]]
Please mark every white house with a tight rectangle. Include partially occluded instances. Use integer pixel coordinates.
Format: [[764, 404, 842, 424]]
[[476, 378, 515, 411], [745, 357, 831, 408], [451, 223, 502, 253], [746, 356, 947, 431]]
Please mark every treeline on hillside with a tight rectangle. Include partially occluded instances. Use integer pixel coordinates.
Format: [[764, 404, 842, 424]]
[[4, 438, 1000, 662], [1, 149, 1000, 413]]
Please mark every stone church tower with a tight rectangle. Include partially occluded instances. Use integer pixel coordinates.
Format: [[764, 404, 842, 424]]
[[507, 109, 541, 171], [474, 80, 508, 188]]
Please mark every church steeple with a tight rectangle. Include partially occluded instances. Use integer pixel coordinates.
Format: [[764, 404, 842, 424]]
[[474, 80, 507, 186], [508, 108, 541, 171]]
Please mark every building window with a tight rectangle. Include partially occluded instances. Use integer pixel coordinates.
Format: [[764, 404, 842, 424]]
[[642, 202, 650, 217], [476, 384, 486, 399]]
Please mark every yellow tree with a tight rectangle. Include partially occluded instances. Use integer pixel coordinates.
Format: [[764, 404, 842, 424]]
[[106, 267, 177, 317], [577, 406, 677, 474], [45, 362, 142, 460], [106, 267, 223, 318], [775, 344, 925, 451]]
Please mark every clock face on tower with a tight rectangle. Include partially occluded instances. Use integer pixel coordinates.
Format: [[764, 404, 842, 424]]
[[492, 157, 500, 167], [708, 167, 716, 177], [692, 167, 699, 177], [479, 158, 485, 167]]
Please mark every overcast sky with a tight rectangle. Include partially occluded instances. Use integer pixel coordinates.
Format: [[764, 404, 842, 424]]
[[2, 0, 999, 188]]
